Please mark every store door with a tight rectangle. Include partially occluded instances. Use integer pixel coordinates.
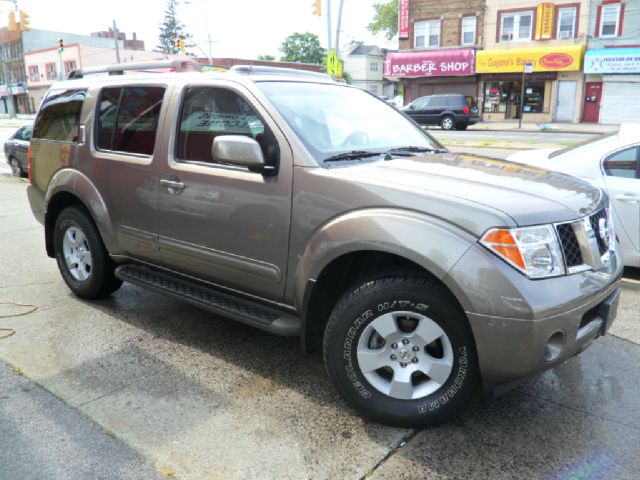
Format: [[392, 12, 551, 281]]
[[582, 82, 602, 123], [556, 81, 576, 122]]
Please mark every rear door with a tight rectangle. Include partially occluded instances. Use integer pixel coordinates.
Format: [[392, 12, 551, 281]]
[[601, 145, 640, 260], [89, 83, 168, 262], [15, 126, 32, 167]]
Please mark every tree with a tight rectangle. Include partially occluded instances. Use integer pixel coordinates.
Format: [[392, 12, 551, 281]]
[[156, 0, 192, 55], [280, 32, 325, 65], [368, 0, 398, 41], [257, 54, 276, 61]]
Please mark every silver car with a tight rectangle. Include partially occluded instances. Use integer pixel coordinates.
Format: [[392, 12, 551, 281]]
[[26, 61, 622, 427], [4, 124, 32, 177], [509, 124, 640, 267]]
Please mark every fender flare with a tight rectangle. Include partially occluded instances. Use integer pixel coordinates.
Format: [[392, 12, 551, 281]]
[[45, 168, 120, 255]]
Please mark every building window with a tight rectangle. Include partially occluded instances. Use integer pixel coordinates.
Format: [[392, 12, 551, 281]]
[[461, 16, 476, 45], [414, 19, 441, 48], [599, 3, 621, 37], [28, 65, 39, 82], [64, 60, 77, 76], [370, 62, 378, 72], [45, 62, 57, 80], [500, 11, 533, 42], [557, 7, 577, 38]]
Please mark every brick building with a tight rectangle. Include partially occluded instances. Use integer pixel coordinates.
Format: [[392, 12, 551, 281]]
[[385, 0, 485, 104]]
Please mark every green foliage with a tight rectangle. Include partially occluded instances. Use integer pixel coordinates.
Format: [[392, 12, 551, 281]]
[[257, 54, 276, 61], [156, 0, 193, 54], [368, 0, 399, 41], [279, 32, 325, 65], [341, 70, 352, 84]]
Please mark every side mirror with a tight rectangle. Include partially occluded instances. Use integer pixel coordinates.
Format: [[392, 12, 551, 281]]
[[211, 135, 265, 168]]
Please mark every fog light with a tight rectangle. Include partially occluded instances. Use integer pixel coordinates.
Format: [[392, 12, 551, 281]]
[[544, 331, 566, 362]]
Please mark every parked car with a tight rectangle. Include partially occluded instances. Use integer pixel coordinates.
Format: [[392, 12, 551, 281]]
[[27, 61, 621, 427], [402, 94, 479, 130], [4, 124, 32, 177], [508, 124, 640, 268]]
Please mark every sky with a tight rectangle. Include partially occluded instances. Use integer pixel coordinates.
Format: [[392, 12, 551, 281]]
[[7, 0, 397, 58]]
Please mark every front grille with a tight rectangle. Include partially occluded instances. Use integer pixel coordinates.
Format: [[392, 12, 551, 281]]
[[556, 223, 583, 267], [589, 208, 609, 256]]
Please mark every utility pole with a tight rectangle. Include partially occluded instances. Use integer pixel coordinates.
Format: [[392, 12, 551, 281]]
[[1, 45, 16, 117], [326, 0, 332, 54], [112, 19, 121, 63], [335, 0, 344, 55]]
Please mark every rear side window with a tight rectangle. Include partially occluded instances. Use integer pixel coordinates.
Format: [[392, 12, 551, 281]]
[[465, 96, 476, 108], [33, 89, 85, 142], [603, 146, 639, 179], [96, 86, 165, 155]]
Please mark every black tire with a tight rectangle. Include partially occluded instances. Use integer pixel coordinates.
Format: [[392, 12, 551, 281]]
[[440, 115, 456, 130], [9, 157, 24, 177], [53, 206, 123, 299], [323, 275, 479, 427]]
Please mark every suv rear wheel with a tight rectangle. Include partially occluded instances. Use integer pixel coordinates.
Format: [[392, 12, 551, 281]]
[[323, 275, 478, 427], [440, 116, 455, 130], [53, 207, 122, 299]]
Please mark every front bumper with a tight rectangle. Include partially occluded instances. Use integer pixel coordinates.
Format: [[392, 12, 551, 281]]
[[445, 243, 623, 386]]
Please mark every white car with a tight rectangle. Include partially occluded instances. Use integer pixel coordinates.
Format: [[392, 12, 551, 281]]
[[508, 124, 640, 267]]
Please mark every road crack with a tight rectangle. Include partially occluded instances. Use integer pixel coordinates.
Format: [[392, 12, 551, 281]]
[[359, 429, 421, 479]]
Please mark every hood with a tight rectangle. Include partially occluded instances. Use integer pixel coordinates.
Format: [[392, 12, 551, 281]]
[[333, 152, 602, 226]]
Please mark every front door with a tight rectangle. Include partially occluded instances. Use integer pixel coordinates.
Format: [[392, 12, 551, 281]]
[[556, 80, 576, 122], [601, 145, 640, 261], [156, 84, 292, 300], [582, 82, 602, 123]]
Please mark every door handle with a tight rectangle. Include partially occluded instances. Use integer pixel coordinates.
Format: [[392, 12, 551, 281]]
[[160, 178, 185, 192], [615, 194, 640, 204]]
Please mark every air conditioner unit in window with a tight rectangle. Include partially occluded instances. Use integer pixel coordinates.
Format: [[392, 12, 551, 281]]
[[559, 30, 572, 39], [501, 33, 513, 41]]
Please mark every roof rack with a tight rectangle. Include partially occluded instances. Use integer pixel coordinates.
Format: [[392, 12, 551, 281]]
[[229, 65, 330, 80], [67, 59, 201, 79]]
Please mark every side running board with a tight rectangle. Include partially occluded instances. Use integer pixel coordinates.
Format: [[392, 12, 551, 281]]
[[115, 264, 300, 336]]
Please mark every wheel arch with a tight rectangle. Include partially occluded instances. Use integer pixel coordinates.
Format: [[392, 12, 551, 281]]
[[294, 209, 476, 352], [44, 169, 117, 258]]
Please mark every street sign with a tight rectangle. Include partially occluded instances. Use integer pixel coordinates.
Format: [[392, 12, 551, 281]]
[[326, 49, 342, 78], [524, 61, 534, 73]]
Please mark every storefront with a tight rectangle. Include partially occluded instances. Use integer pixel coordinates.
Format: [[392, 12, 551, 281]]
[[476, 45, 584, 123], [383, 49, 476, 104], [0, 83, 31, 115], [584, 48, 640, 124]]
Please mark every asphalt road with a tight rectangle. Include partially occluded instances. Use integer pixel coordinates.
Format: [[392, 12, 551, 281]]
[[2, 140, 640, 479]]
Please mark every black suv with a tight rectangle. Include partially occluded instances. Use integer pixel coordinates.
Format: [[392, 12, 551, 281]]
[[402, 94, 479, 130]]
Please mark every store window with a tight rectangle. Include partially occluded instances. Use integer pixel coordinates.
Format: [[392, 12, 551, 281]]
[[500, 11, 533, 42], [557, 7, 577, 38], [461, 16, 476, 45], [599, 3, 621, 37], [483, 81, 547, 118], [415, 20, 440, 48]]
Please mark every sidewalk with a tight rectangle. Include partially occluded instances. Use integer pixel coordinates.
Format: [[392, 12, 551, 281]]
[[467, 120, 620, 134]]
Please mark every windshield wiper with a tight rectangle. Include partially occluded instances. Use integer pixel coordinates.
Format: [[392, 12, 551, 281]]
[[386, 146, 447, 155], [323, 150, 382, 162]]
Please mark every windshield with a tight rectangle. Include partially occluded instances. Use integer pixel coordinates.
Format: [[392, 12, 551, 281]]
[[257, 81, 444, 164], [549, 131, 617, 158]]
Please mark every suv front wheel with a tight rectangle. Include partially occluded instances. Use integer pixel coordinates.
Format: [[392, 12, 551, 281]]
[[53, 206, 123, 299], [323, 275, 478, 427]]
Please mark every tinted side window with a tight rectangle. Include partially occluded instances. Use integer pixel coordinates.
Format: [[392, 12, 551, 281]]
[[33, 89, 85, 142], [603, 147, 639, 179], [177, 87, 277, 167], [96, 86, 165, 155]]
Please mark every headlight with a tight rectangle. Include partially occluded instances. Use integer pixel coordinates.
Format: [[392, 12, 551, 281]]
[[481, 225, 565, 279]]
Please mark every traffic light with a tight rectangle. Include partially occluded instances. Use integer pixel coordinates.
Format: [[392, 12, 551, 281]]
[[312, 0, 321, 16], [57, 38, 64, 53], [7, 11, 17, 31], [176, 37, 185, 53], [19, 10, 30, 31]]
